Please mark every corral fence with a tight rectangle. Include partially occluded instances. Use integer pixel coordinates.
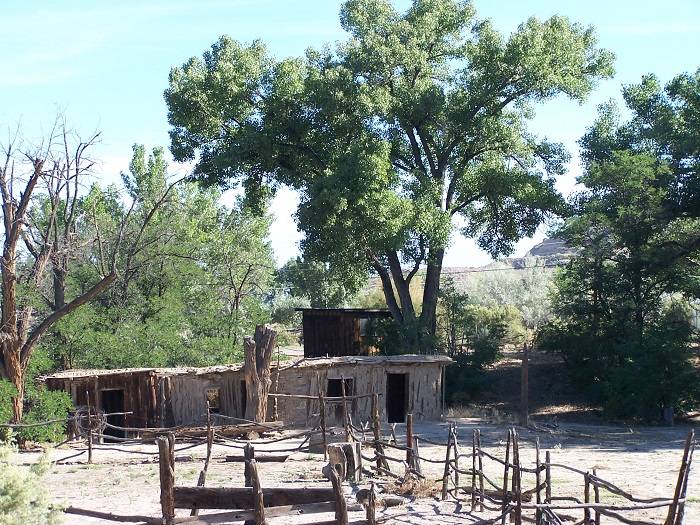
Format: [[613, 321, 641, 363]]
[[1, 384, 696, 525]]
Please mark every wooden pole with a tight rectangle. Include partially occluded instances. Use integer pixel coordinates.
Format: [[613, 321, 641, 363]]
[[87, 427, 93, 464], [674, 437, 694, 525], [666, 429, 694, 525], [323, 463, 349, 525], [545, 451, 552, 504], [452, 425, 459, 494], [535, 438, 542, 525], [244, 444, 255, 487], [441, 424, 453, 501], [366, 481, 377, 525], [405, 413, 414, 470], [249, 459, 266, 525], [513, 429, 522, 525], [520, 344, 529, 428], [317, 375, 327, 460], [191, 404, 215, 516], [272, 345, 280, 422], [341, 376, 350, 442], [413, 436, 423, 476], [371, 393, 387, 471], [477, 429, 484, 512], [501, 429, 511, 525], [471, 430, 477, 509], [592, 467, 600, 525], [158, 434, 175, 525], [584, 472, 591, 525]]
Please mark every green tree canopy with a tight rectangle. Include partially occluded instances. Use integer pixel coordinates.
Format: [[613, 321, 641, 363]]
[[165, 0, 614, 351]]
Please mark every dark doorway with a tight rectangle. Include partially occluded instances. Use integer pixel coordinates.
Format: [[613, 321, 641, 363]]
[[239, 380, 247, 419], [386, 373, 408, 423], [101, 389, 125, 441]]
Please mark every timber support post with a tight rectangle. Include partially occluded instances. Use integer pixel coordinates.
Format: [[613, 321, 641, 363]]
[[317, 375, 327, 460], [323, 463, 349, 525], [501, 429, 511, 525]]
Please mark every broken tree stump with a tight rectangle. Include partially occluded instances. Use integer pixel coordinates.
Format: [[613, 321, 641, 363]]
[[244, 325, 277, 423], [327, 442, 362, 482]]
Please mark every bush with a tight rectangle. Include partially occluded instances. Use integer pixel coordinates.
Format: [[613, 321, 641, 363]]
[[17, 389, 73, 443], [0, 445, 62, 524]]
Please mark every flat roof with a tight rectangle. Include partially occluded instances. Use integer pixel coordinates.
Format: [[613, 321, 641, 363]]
[[295, 308, 392, 316], [42, 354, 451, 380]]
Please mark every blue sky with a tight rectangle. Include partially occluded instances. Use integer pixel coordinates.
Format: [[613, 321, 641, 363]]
[[1, 0, 699, 267]]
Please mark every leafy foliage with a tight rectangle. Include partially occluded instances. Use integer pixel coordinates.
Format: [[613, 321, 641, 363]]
[[538, 71, 700, 419], [278, 257, 364, 308], [0, 446, 61, 525], [40, 145, 275, 370], [165, 0, 613, 348]]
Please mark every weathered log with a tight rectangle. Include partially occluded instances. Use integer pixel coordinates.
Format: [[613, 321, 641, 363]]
[[226, 453, 288, 463], [173, 487, 337, 509], [158, 434, 175, 525], [142, 421, 283, 439], [244, 325, 277, 423]]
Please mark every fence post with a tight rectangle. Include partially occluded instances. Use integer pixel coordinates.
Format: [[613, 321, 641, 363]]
[[477, 429, 484, 512], [666, 429, 694, 525], [545, 451, 552, 504], [674, 436, 694, 525], [413, 436, 423, 476], [316, 375, 327, 460], [366, 481, 377, 525], [535, 438, 542, 525], [520, 344, 529, 427], [441, 424, 453, 500], [501, 429, 511, 525], [324, 463, 349, 525], [158, 434, 175, 525], [372, 393, 388, 472], [244, 443, 255, 487], [513, 429, 522, 525], [592, 467, 600, 525], [249, 459, 266, 525], [471, 430, 477, 510], [406, 413, 414, 471], [87, 427, 93, 464], [584, 472, 591, 525], [452, 425, 460, 496]]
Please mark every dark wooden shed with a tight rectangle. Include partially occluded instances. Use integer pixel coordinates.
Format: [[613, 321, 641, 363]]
[[296, 308, 392, 358]]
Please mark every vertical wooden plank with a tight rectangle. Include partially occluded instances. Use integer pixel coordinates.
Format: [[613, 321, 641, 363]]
[[244, 444, 255, 487], [441, 424, 453, 501], [413, 436, 423, 476], [452, 426, 460, 494], [501, 429, 511, 525]]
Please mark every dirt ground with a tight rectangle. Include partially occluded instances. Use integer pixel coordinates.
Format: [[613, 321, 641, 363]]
[[11, 418, 698, 525]]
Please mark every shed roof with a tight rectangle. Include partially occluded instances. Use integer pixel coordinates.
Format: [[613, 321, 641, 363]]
[[42, 354, 451, 380], [295, 308, 392, 317]]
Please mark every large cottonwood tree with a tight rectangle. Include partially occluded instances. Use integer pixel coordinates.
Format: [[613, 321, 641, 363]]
[[165, 0, 614, 350]]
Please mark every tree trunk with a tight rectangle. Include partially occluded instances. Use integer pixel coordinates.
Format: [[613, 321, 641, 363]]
[[3, 339, 24, 422], [420, 247, 445, 340], [244, 325, 277, 423]]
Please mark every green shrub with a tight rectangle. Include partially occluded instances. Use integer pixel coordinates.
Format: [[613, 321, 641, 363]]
[[17, 389, 73, 443], [0, 445, 62, 524]]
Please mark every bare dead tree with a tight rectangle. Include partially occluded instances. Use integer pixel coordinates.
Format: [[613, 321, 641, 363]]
[[0, 121, 181, 421]]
